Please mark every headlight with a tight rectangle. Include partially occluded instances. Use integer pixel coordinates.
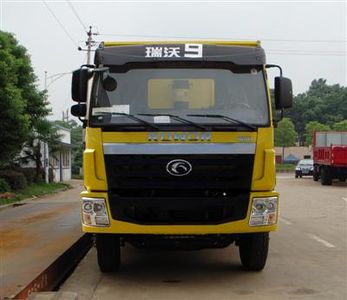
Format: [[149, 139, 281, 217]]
[[295, 167, 301, 171], [249, 197, 278, 226], [82, 197, 110, 226]]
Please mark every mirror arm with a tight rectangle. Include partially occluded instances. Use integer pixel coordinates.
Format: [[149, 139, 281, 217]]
[[77, 100, 87, 127], [80, 118, 87, 128], [94, 67, 109, 73], [265, 64, 283, 77]]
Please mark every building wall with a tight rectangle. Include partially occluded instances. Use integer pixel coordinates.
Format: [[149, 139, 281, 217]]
[[58, 128, 71, 144], [50, 148, 72, 182], [275, 146, 312, 163], [50, 126, 71, 182], [20, 125, 72, 183]]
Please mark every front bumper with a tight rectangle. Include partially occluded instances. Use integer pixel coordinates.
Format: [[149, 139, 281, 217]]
[[296, 170, 314, 176], [80, 190, 279, 234]]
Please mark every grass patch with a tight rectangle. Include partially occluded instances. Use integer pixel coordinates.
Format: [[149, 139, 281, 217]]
[[0, 182, 71, 206], [276, 163, 296, 172]]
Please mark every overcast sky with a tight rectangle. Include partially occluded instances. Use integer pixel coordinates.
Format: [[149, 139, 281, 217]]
[[1, 0, 346, 120]]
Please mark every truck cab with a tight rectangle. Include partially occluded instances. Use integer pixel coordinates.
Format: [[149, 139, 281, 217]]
[[71, 41, 292, 272]]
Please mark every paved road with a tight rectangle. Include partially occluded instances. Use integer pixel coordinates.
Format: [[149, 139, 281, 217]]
[[0, 180, 84, 299], [61, 176, 347, 300]]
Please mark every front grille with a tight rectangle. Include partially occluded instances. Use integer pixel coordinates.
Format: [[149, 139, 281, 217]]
[[108, 194, 249, 225], [104, 154, 254, 224], [105, 154, 254, 191]]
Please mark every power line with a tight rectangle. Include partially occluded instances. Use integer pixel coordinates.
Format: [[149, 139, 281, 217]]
[[98, 32, 346, 44], [268, 52, 346, 57], [66, 0, 87, 32], [97, 33, 346, 56], [268, 49, 346, 55], [43, 0, 78, 47]]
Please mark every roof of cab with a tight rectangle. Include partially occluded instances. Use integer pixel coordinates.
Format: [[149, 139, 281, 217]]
[[102, 41, 261, 47], [95, 41, 265, 66]]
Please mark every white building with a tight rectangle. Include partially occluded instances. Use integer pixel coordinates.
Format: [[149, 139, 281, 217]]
[[19, 125, 73, 183], [49, 125, 73, 182]]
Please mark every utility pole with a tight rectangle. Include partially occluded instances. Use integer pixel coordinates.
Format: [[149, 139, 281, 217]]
[[62, 109, 69, 122], [79, 26, 97, 64], [44, 71, 49, 184], [87, 26, 93, 65], [43, 71, 71, 184]]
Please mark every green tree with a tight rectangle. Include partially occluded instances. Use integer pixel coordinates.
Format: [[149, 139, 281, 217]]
[[332, 120, 347, 131], [0, 31, 54, 181], [287, 79, 347, 144], [0, 31, 30, 166], [274, 118, 297, 161], [19, 120, 62, 181], [305, 121, 330, 145]]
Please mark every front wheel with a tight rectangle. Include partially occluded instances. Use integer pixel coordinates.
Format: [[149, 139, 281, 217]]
[[95, 234, 121, 273], [239, 232, 269, 271]]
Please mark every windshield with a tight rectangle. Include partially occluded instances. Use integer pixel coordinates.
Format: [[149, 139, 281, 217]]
[[90, 65, 269, 129], [298, 160, 313, 166]]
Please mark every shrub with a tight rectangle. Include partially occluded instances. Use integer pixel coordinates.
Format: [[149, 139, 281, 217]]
[[0, 178, 10, 193], [19, 168, 36, 184], [0, 170, 27, 190]]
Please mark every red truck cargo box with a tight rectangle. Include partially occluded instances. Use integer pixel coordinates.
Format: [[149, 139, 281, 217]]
[[332, 145, 347, 166], [313, 131, 347, 167]]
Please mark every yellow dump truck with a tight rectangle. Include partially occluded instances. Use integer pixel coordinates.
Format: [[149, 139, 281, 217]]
[[71, 41, 292, 272]]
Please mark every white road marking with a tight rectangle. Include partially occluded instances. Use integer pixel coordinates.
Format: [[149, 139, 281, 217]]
[[279, 217, 292, 225], [307, 233, 336, 248], [342, 197, 347, 203]]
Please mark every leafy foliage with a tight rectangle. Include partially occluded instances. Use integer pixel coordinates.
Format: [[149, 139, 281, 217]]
[[0, 170, 27, 190], [19, 120, 62, 181], [332, 120, 347, 131], [0, 31, 31, 166], [287, 79, 347, 144], [274, 118, 297, 162], [274, 118, 297, 147], [0, 178, 11, 193], [0, 31, 52, 172]]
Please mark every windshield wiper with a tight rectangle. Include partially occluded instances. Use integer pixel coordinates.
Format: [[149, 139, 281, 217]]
[[186, 114, 256, 131], [95, 112, 160, 130], [138, 113, 208, 131]]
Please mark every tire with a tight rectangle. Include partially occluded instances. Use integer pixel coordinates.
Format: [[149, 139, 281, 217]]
[[313, 171, 319, 181], [239, 232, 269, 271], [320, 167, 332, 186], [95, 234, 121, 272], [295, 175, 298, 178]]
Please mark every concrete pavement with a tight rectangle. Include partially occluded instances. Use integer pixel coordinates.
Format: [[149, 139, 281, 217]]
[[60, 177, 347, 300], [0, 180, 84, 299]]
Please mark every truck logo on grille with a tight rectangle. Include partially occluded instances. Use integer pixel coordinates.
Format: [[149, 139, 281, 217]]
[[149, 132, 211, 142], [166, 159, 192, 176]]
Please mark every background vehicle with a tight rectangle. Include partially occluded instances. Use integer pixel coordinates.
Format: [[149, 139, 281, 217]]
[[295, 159, 314, 178], [312, 131, 347, 185], [71, 41, 292, 272]]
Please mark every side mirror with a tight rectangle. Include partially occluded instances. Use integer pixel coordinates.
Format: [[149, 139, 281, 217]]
[[71, 103, 87, 117], [71, 67, 93, 103], [102, 76, 117, 91], [274, 77, 293, 109], [71, 69, 80, 101]]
